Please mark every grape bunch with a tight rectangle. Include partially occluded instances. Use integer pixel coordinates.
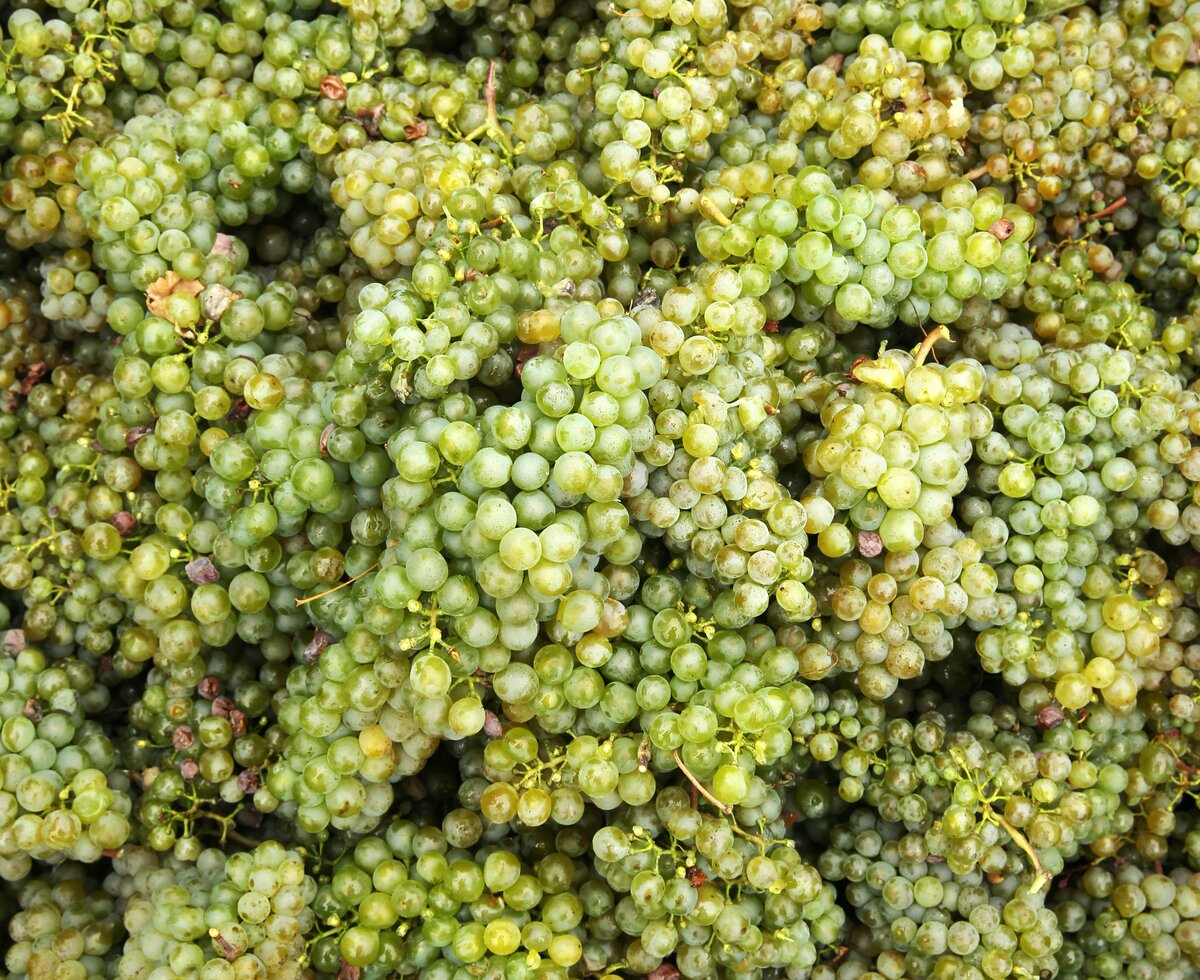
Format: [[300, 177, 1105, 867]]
[[2, 862, 122, 980], [0, 645, 130, 879]]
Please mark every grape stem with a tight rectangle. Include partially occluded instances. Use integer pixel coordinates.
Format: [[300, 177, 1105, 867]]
[[698, 197, 732, 227], [673, 750, 729, 814], [988, 805, 1052, 894], [484, 61, 515, 159], [798, 647, 839, 679], [672, 750, 773, 848], [295, 561, 380, 607], [1085, 195, 1127, 222], [198, 813, 260, 849], [914, 324, 951, 366]]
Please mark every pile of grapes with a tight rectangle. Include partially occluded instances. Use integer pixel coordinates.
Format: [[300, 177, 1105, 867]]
[[5, 0, 1200, 976]]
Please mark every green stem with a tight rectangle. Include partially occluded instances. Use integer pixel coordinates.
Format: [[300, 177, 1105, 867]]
[[988, 805, 1052, 894]]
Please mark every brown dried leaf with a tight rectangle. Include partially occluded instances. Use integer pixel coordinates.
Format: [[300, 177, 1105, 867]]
[[125, 422, 155, 450], [320, 75, 347, 100], [403, 119, 429, 141], [18, 362, 46, 395], [146, 272, 203, 333], [226, 397, 251, 422], [354, 104, 386, 138], [988, 218, 1015, 242]]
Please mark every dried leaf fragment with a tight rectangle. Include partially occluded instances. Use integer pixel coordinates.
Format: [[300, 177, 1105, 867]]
[[320, 75, 347, 100], [146, 271, 204, 335], [988, 218, 1015, 241], [202, 284, 242, 321], [226, 397, 251, 422], [354, 104, 386, 138], [210, 233, 238, 259], [125, 422, 154, 449], [18, 361, 46, 395]]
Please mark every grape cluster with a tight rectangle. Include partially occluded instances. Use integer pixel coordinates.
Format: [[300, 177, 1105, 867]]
[[0, 645, 130, 879], [108, 841, 313, 980], [3, 863, 121, 980], [694, 175, 1033, 330], [1054, 864, 1200, 980]]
